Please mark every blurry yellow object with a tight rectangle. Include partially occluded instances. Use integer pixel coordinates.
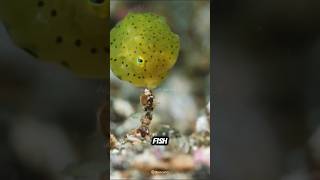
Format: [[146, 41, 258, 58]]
[[0, 0, 108, 78], [110, 12, 180, 89]]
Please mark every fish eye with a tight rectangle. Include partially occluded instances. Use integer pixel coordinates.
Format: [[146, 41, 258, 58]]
[[89, 0, 105, 4], [137, 58, 143, 64]]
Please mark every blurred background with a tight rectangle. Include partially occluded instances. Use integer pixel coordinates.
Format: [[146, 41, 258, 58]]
[[214, 0, 320, 179], [0, 0, 211, 179], [5, 0, 320, 179], [109, 1, 210, 179], [0, 7, 107, 180]]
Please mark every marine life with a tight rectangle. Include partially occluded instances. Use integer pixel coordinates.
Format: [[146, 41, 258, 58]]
[[110, 12, 180, 89], [110, 12, 180, 139], [0, 0, 108, 78], [109, 2, 210, 179]]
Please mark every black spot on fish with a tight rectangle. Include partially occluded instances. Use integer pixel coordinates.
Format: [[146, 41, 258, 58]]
[[51, 9, 57, 17], [75, 39, 82, 47], [90, 48, 97, 54], [61, 61, 71, 69], [56, 36, 63, 44], [90, 0, 105, 4], [37, 1, 44, 7]]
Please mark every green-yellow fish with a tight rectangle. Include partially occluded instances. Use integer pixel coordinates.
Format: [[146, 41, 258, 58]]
[[110, 12, 180, 89], [0, 0, 108, 78]]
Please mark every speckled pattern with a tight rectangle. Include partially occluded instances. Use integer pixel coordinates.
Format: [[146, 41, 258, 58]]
[[110, 12, 180, 89], [0, 0, 108, 78]]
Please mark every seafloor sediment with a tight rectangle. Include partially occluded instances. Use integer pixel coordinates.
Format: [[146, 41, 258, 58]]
[[110, 125, 210, 179]]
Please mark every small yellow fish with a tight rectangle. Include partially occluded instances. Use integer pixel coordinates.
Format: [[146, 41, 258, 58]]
[[110, 12, 180, 89], [0, 0, 108, 78]]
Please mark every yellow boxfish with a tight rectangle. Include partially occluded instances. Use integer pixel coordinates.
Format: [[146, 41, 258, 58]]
[[110, 12, 180, 89], [0, 0, 108, 78]]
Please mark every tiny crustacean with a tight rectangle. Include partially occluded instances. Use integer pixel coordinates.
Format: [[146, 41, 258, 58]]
[[137, 88, 154, 137], [110, 12, 180, 89], [140, 88, 154, 111]]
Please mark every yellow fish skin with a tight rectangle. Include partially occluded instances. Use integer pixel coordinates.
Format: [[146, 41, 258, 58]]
[[110, 12, 180, 89], [0, 0, 108, 78]]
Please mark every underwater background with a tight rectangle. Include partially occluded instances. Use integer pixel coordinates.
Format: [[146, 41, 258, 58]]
[[110, 0, 210, 136], [0, 0, 210, 179], [0, 23, 107, 180], [109, 1, 210, 179], [1, 0, 320, 180], [214, 0, 320, 180], [0, 0, 107, 179]]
